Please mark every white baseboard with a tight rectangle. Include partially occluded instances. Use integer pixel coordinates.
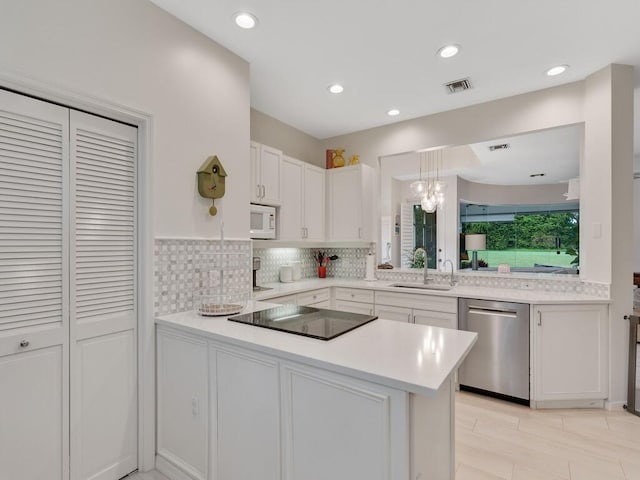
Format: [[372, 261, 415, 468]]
[[155, 454, 202, 480]]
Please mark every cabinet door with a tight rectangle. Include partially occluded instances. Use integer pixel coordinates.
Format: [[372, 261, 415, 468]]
[[327, 166, 362, 240], [259, 144, 282, 205], [335, 299, 374, 315], [250, 141, 261, 203], [281, 363, 408, 480], [280, 156, 304, 240], [413, 309, 457, 330], [156, 329, 208, 480], [304, 165, 325, 241], [534, 304, 608, 401], [375, 305, 412, 323], [212, 346, 280, 480]]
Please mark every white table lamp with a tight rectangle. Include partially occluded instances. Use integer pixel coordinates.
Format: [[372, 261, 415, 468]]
[[465, 234, 486, 270]]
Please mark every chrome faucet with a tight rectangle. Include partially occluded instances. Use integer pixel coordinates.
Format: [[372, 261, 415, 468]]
[[443, 259, 456, 286]]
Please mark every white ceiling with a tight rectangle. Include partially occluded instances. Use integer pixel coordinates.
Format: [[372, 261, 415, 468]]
[[150, 0, 640, 152], [383, 125, 580, 186]]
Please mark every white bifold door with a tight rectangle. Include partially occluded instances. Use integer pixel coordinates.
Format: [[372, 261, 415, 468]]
[[0, 89, 137, 480]]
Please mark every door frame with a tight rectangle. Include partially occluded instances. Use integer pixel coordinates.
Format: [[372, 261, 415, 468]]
[[0, 70, 156, 471]]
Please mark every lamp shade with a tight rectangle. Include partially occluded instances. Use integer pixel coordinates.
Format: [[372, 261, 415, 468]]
[[465, 234, 486, 251]]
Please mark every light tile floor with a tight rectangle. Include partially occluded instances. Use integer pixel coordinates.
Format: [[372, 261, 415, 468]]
[[456, 391, 640, 480], [125, 391, 640, 480]]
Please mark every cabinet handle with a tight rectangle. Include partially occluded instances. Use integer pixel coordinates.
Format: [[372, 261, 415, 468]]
[[19, 340, 29, 348], [537, 311, 542, 326], [358, 227, 362, 239], [411, 314, 415, 323], [261, 185, 266, 198], [256, 185, 261, 198], [304, 227, 308, 238]]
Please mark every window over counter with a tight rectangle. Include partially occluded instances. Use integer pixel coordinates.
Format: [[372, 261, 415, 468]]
[[400, 203, 437, 269], [460, 202, 579, 273]]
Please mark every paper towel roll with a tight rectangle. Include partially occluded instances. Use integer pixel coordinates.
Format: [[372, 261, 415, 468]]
[[365, 252, 376, 281]]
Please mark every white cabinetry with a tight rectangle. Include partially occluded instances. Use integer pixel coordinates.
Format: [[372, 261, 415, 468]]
[[326, 164, 374, 241], [532, 303, 609, 407], [250, 141, 282, 205], [267, 288, 331, 308], [211, 345, 280, 480], [156, 330, 208, 480], [334, 287, 375, 315], [375, 291, 457, 329], [280, 156, 325, 241], [280, 363, 408, 480]]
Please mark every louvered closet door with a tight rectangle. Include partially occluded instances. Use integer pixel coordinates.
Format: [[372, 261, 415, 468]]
[[0, 89, 70, 480], [69, 111, 137, 480]]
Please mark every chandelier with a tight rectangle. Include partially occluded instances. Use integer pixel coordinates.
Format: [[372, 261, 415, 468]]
[[410, 149, 445, 213]]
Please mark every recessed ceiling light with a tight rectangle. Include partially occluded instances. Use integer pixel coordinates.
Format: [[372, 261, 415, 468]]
[[328, 84, 344, 94], [387, 109, 400, 117], [546, 65, 568, 77], [437, 44, 460, 59], [233, 12, 258, 29]]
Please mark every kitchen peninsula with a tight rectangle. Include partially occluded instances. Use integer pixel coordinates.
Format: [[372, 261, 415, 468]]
[[155, 301, 477, 480]]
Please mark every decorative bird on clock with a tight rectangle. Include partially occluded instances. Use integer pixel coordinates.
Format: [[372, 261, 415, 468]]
[[197, 155, 227, 216]]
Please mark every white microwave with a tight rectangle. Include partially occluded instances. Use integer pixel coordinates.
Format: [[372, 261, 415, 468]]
[[250, 204, 276, 239]]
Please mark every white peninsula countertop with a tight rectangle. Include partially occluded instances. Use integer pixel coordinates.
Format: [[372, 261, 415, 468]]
[[156, 300, 477, 397]]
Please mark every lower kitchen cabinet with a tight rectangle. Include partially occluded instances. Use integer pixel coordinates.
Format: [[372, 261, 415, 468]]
[[266, 288, 330, 308], [211, 345, 280, 480], [280, 363, 407, 480], [156, 329, 208, 480], [374, 291, 457, 328], [532, 303, 609, 407], [374, 304, 412, 323], [334, 287, 375, 315], [156, 325, 414, 480]]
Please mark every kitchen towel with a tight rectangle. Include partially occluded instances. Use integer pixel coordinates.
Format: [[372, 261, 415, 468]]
[[365, 252, 376, 281]]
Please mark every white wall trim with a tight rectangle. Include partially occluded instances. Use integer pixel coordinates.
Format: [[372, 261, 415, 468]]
[[0, 68, 156, 472]]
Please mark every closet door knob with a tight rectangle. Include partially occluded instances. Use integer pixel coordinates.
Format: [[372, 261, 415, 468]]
[[19, 340, 30, 348]]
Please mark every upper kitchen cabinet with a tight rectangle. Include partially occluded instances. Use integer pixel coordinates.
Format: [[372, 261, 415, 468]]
[[280, 156, 325, 241], [250, 141, 281, 206], [326, 164, 374, 242]]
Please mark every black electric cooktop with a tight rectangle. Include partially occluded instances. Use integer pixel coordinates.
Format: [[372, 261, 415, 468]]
[[228, 305, 377, 340]]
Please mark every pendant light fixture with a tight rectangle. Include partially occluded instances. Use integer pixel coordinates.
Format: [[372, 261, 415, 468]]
[[413, 149, 446, 213]]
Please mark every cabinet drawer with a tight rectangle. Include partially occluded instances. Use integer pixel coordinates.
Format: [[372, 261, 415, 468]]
[[375, 291, 457, 313], [297, 288, 330, 306], [374, 305, 412, 323], [268, 294, 298, 305], [335, 288, 375, 304], [335, 299, 374, 316], [413, 310, 457, 330]]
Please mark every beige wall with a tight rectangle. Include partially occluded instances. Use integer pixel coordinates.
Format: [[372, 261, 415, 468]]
[[251, 108, 324, 167], [0, 0, 250, 239]]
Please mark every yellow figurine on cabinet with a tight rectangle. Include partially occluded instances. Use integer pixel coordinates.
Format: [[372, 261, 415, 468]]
[[333, 148, 346, 167], [349, 154, 360, 165]]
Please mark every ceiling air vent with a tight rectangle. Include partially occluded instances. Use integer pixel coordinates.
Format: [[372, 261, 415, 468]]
[[489, 143, 509, 151], [444, 78, 472, 94]]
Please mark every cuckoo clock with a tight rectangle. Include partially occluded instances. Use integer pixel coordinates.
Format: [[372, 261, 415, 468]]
[[197, 155, 227, 216]]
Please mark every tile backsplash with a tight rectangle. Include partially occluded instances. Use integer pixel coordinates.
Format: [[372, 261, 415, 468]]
[[253, 247, 370, 284], [155, 240, 610, 315], [154, 238, 252, 315]]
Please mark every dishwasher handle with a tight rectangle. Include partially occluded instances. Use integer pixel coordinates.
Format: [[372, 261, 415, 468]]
[[467, 307, 518, 319]]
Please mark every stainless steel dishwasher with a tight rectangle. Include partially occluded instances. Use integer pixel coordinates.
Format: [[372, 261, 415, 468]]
[[458, 298, 530, 405]]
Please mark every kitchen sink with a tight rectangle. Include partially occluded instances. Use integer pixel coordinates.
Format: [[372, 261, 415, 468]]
[[389, 282, 454, 291]]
